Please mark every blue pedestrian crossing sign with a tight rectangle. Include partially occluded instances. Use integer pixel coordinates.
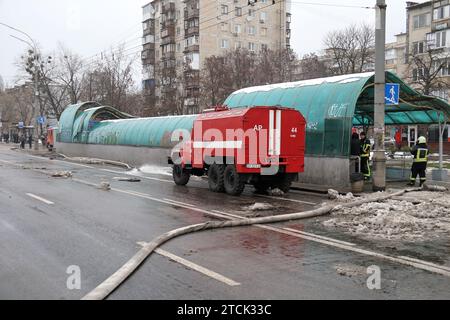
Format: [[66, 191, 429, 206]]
[[37, 116, 46, 125], [385, 83, 400, 105]]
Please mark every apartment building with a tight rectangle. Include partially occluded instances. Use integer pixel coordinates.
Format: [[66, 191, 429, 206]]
[[383, 1, 450, 150], [385, 1, 450, 101], [142, 0, 292, 115]]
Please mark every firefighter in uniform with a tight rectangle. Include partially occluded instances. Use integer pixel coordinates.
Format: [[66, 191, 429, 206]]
[[359, 132, 371, 180], [408, 136, 429, 187]]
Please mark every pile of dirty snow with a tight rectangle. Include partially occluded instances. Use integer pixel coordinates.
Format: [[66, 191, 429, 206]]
[[323, 190, 450, 241]]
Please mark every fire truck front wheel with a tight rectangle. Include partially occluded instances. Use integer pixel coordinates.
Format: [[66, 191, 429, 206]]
[[224, 165, 245, 196], [173, 165, 190, 186], [208, 163, 225, 193]]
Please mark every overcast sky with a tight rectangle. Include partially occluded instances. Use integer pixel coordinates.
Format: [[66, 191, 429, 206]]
[[0, 0, 427, 87]]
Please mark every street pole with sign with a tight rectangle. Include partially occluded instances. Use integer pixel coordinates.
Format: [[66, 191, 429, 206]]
[[372, 0, 387, 191]]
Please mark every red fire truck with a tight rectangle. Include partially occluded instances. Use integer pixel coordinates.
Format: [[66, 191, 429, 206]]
[[170, 106, 306, 196]]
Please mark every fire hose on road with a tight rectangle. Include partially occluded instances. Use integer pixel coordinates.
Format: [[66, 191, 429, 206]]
[[82, 187, 423, 300]]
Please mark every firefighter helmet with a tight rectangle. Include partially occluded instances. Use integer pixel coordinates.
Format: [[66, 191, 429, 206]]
[[418, 136, 427, 144]]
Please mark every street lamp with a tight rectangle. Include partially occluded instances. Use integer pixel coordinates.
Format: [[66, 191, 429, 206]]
[[1, 22, 40, 150]]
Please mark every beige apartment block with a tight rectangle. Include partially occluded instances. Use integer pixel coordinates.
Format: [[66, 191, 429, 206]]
[[142, 0, 292, 115], [386, 1, 450, 102]]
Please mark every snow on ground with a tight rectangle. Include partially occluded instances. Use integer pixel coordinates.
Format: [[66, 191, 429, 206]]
[[323, 190, 450, 242], [244, 203, 274, 211]]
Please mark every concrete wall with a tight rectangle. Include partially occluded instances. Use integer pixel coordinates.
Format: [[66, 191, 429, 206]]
[[298, 156, 351, 189], [56, 142, 352, 190], [56, 142, 170, 168]]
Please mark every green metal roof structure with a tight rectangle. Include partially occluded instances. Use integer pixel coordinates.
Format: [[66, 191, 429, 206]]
[[58, 102, 197, 148], [224, 71, 450, 157]]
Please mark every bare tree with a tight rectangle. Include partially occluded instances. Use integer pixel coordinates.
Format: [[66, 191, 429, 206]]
[[80, 47, 137, 111], [56, 44, 84, 104], [0, 75, 4, 92], [298, 53, 329, 80], [406, 48, 450, 96], [324, 23, 375, 75]]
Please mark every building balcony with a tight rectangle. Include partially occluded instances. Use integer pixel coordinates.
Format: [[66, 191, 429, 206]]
[[161, 24, 175, 38], [161, 51, 176, 61], [161, 84, 177, 94], [184, 9, 199, 20], [161, 2, 176, 14], [143, 42, 155, 51], [183, 44, 199, 54], [185, 26, 199, 37], [161, 36, 176, 46]]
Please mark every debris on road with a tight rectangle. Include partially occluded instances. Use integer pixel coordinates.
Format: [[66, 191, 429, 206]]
[[334, 263, 366, 277], [51, 171, 73, 178], [244, 203, 274, 211], [323, 190, 450, 241], [268, 188, 285, 197], [328, 189, 355, 202], [113, 177, 141, 182], [99, 181, 111, 191]]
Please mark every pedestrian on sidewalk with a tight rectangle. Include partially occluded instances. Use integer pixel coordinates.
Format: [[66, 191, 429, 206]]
[[28, 135, 33, 149], [20, 135, 25, 149]]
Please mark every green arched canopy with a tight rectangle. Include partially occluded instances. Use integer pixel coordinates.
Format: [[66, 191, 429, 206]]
[[224, 71, 450, 157]]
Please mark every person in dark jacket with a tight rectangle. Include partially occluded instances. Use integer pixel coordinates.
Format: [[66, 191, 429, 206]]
[[350, 132, 361, 173], [28, 135, 33, 149], [20, 135, 25, 149], [359, 132, 371, 180], [408, 136, 429, 187]]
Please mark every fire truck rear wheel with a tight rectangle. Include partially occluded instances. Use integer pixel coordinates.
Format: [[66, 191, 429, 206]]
[[173, 165, 190, 186], [208, 163, 225, 193], [224, 165, 245, 196], [274, 174, 295, 193]]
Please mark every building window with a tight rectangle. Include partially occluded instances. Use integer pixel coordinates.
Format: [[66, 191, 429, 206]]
[[260, 12, 267, 22], [235, 41, 242, 50], [433, 5, 450, 20], [435, 30, 447, 48], [248, 8, 255, 17], [248, 42, 256, 52], [220, 39, 229, 49], [248, 25, 256, 35], [235, 7, 242, 17], [221, 5, 229, 15], [221, 23, 228, 32], [412, 68, 425, 81], [413, 41, 426, 54], [413, 13, 431, 29], [234, 24, 241, 34], [177, 27, 181, 35], [261, 27, 267, 36]]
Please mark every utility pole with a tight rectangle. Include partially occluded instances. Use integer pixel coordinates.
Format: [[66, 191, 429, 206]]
[[372, 0, 387, 191]]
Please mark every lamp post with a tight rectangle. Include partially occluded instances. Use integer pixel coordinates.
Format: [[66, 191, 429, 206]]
[[1, 22, 40, 150]]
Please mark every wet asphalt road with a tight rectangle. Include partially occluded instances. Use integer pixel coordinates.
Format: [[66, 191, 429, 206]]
[[0, 145, 449, 300]]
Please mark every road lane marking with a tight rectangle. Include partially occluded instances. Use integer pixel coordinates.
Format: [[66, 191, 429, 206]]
[[255, 194, 317, 206], [136, 242, 240, 287], [4, 157, 450, 278], [26, 193, 54, 205]]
